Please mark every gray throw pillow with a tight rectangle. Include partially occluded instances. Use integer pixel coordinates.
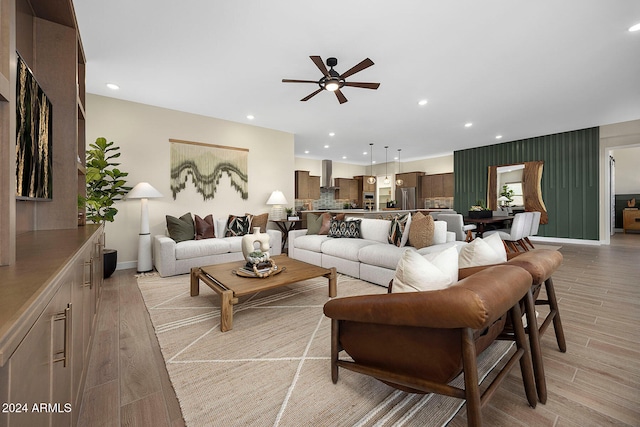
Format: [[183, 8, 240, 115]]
[[166, 213, 195, 242], [306, 213, 323, 235]]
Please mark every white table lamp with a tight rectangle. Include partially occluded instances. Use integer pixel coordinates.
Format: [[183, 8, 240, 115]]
[[266, 190, 288, 220], [497, 196, 510, 210], [126, 182, 163, 272]]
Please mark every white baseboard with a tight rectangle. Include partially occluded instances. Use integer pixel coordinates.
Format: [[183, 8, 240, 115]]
[[529, 236, 602, 246], [116, 260, 138, 270]]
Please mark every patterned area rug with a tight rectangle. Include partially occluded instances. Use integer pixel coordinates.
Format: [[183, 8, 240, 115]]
[[137, 272, 514, 426]]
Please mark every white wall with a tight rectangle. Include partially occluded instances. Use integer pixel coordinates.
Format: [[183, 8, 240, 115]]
[[599, 118, 640, 242], [86, 95, 295, 268], [611, 146, 640, 194]]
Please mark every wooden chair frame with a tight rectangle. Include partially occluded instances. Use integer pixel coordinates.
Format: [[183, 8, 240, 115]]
[[330, 291, 538, 427]]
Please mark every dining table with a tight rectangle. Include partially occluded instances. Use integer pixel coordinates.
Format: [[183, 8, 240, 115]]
[[463, 215, 514, 238]]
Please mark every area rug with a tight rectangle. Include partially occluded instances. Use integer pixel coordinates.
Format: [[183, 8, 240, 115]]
[[137, 273, 514, 426]]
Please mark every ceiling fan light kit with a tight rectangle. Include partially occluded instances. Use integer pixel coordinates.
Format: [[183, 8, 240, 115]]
[[282, 56, 380, 104]]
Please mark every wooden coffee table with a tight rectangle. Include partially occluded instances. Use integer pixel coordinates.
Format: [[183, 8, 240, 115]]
[[190, 255, 337, 332]]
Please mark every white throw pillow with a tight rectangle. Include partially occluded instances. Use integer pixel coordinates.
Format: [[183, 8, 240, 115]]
[[458, 233, 507, 268], [392, 246, 459, 293]]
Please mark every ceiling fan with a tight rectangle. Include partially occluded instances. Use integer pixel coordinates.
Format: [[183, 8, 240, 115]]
[[282, 56, 380, 104]]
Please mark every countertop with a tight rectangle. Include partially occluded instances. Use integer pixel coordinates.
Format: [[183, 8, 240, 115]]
[[0, 225, 102, 366]]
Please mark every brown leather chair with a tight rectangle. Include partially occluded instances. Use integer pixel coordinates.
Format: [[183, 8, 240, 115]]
[[323, 265, 538, 427], [459, 249, 565, 404]]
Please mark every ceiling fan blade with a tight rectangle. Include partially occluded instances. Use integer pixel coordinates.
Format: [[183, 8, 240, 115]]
[[310, 56, 329, 76], [282, 79, 318, 84], [341, 58, 374, 79], [301, 88, 323, 102], [335, 89, 348, 104], [343, 82, 380, 90]]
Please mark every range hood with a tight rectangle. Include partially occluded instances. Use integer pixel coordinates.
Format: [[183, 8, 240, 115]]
[[321, 159, 334, 188]]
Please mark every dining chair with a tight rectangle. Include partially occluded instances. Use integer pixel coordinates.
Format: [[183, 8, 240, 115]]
[[438, 213, 476, 242], [524, 211, 541, 249], [484, 212, 529, 253]]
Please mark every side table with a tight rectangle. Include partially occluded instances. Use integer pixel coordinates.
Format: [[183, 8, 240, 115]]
[[270, 219, 303, 248]]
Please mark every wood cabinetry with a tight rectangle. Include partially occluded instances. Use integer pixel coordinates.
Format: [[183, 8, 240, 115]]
[[334, 178, 358, 201], [623, 209, 640, 233], [353, 176, 376, 208], [396, 172, 424, 189], [421, 173, 454, 198], [0, 226, 103, 427], [294, 170, 320, 200], [353, 175, 376, 193], [1, 0, 87, 265]]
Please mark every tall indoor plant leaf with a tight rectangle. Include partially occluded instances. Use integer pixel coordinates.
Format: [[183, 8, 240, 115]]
[[81, 137, 132, 278], [82, 137, 131, 224]]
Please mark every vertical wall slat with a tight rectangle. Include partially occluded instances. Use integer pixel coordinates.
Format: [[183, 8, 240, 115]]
[[454, 127, 599, 240]]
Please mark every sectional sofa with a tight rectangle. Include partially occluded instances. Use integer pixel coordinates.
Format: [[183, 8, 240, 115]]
[[288, 217, 465, 286], [153, 218, 282, 277]]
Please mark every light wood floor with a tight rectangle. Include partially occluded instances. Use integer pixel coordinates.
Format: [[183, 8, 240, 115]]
[[77, 233, 640, 426]]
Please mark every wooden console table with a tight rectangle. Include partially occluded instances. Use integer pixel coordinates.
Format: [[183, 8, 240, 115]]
[[623, 208, 640, 233]]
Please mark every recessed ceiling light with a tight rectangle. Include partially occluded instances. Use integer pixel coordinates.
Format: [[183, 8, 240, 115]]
[[496, 135, 503, 139], [329, 132, 335, 137], [304, 150, 309, 154], [342, 156, 347, 159], [629, 22, 640, 32], [324, 145, 329, 148], [418, 99, 428, 106], [106, 83, 119, 90], [372, 160, 377, 164], [246, 115, 254, 120], [464, 122, 473, 128], [363, 151, 368, 155]]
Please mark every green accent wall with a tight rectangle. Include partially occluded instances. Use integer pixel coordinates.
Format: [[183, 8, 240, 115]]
[[454, 127, 600, 240]]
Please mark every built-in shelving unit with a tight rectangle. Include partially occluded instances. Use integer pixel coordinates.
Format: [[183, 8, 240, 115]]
[[0, 0, 86, 265]]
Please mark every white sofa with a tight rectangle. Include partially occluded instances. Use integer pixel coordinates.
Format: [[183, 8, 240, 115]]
[[288, 218, 465, 287], [153, 218, 282, 277]]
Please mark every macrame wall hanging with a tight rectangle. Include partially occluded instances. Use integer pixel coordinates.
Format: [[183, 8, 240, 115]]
[[169, 139, 248, 201]]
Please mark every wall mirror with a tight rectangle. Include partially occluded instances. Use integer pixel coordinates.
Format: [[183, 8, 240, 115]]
[[487, 161, 548, 224]]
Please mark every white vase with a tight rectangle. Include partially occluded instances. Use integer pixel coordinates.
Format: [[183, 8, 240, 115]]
[[241, 227, 271, 262]]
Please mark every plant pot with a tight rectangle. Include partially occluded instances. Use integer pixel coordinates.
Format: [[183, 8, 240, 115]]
[[104, 249, 117, 279], [469, 210, 492, 219]]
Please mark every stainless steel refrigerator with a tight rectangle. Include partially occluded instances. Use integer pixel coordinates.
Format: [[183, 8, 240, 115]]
[[396, 187, 416, 210]]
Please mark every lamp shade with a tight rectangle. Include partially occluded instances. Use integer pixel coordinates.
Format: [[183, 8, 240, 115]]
[[126, 182, 163, 199], [497, 196, 510, 202], [266, 190, 288, 205]]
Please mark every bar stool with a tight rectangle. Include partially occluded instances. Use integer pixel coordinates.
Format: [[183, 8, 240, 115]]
[[505, 249, 565, 404]]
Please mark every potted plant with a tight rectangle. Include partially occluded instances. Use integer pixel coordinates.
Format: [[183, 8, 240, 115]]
[[500, 184, 515, 206], [81, 137, 131, 278], [469, 200, 492, 219]]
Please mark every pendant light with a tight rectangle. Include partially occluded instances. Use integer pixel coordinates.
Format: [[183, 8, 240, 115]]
[[366, 143, 376, 185], [383, 146, 390, 185], [395, 148, 404, 186]]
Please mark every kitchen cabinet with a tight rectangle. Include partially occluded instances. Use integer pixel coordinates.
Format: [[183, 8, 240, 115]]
[[334, 178, 358, 201], [353, 176, 376, 208], [0, 226, 103, 427], [396, 172, 424, 189], [353, 175, 376, 193], [295, 170, 320, 199], [421, 173, 454, 198]]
